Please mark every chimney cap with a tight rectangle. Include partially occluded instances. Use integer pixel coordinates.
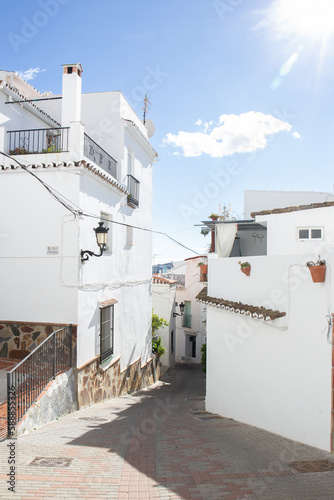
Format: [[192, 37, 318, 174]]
[[62, 63, 83, 76]]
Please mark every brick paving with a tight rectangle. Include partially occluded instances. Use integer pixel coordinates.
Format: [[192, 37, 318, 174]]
[[0, 363, 334, 499]]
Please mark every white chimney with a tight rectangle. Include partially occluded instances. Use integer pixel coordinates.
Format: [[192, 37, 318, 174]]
[[61, 63, 83, 127]]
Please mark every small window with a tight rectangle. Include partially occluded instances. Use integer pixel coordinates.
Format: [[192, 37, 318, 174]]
[[100, 304, 114, 363], [298, 227, 323, 241], [100, 212, 112, 253], [126, 226, 133, 246]]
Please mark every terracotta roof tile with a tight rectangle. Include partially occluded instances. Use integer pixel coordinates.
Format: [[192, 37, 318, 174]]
[[0, 160, 128, 194], [196, 287, 286, 321], [251, 201, 334, 218]]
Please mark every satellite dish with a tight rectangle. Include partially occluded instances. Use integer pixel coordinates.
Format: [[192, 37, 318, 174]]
[[145, 119, 155, 138]]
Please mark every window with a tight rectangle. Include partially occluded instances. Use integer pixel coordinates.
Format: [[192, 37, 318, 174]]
[[182, 301, 192, 328], [100, 303, 115, 363], [100, 212, 112, 253], [297, 227, 323, 241]]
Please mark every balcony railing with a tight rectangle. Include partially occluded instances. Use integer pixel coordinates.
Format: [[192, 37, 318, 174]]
[[182, 314, 192, 328], [84, 133, 118, 180], [7, 127, 69, 155], [127, 174, 140, 208]]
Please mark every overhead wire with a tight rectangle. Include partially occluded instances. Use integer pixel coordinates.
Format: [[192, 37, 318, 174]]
[[0, 152, 200, 256]]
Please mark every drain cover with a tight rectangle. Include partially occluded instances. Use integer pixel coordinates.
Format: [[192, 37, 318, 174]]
[[189, 410, 222, 421], [30, 457, 73, 468], [77, 416, 109, 422], [289, 460, 334, 473]]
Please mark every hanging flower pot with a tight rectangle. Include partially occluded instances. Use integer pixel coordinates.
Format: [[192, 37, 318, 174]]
[[199, 264, 208, 274], [238, 261, 250, 276], [306, 256, 326, 283]]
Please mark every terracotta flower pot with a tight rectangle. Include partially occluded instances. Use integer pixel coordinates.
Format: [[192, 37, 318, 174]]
[[309, 264, 326, 283], [199, 264, 207, 274], [241, 266, 251, 277]]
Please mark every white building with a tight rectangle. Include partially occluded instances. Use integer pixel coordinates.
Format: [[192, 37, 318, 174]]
[[0, 64, 158, 411], [200, 191, 334, 453], [152, 275, 177, 369], [175, 256, 207, 364]]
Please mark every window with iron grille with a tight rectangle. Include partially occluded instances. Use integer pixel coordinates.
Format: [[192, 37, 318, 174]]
[[100, 304, 114, 363]]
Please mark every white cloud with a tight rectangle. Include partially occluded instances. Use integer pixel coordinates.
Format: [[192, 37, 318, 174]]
[[18, 68, 45, 81], [292, 131, 301, 139], [164, 111, 296, 158], [195, 119, 202, 126]]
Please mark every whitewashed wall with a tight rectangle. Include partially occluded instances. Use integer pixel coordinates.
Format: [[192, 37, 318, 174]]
[[176, 256, 207, 363], [0, 168, 79, 324], [152, 283, 176, 368], [206, 251, 333, 451], [256, 207, 334, 257]]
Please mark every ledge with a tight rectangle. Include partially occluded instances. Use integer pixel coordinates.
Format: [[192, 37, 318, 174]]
[[196, 287, 286, 321]]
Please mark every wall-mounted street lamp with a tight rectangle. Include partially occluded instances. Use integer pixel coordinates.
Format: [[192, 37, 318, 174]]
[[173, 302, 185, 317], [81, 222, 109, 262]]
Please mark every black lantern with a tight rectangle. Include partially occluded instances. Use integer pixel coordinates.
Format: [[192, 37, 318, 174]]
[[81, 222, 109, 262], [173, 302, 185, 317]]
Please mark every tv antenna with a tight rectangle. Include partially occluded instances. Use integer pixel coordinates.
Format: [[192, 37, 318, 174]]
[[142, 94, 151, 124]]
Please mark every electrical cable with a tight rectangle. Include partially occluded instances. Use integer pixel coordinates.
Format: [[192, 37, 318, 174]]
[[1, 152, 200, 255]]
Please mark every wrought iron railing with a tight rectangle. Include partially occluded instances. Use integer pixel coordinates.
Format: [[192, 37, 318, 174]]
[[84, 133, 118, 180], [127, 174, 140, 207], [7, 127, 69, 155], [182, 314, 192, 328], [7, 325, 72, 438]]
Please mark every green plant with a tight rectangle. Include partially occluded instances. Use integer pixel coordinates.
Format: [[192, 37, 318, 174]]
[[42, 145, 62, 153], [238, 261, 250, 269], [200, 343, 206, 373], [208, 213, 219, 219], [152, 310, 168, 334], [306, 255, 326, 267], [197, 262, 204, 266], [152, 336, 166, 358]]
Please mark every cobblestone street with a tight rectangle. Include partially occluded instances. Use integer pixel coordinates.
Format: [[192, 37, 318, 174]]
[[0, 363, 334, 499]]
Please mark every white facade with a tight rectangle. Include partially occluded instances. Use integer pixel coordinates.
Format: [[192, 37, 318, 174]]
[[0, 65, 157, 372], [175, 256, 207, 363], [244, 190, 334, 220], [204, 198, 334, 452], [152, 276, 177, 368]]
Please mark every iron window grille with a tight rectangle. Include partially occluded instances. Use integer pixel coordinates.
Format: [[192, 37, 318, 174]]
[[100, 304, 114, 363]]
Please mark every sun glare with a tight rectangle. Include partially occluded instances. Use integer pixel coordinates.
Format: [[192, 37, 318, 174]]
[[272, 0, 334, 39]]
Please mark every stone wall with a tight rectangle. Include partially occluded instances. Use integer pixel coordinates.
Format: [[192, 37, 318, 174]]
[[77, 355, 160, 409], [16, 368, 77, 436], [0, 322, 65, 360]]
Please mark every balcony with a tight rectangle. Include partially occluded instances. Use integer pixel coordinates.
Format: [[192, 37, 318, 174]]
[[7, 127, 69, 155], [182, 314, 192, 328], [84, 133, 118, 180], [127, 174, 140, 208]]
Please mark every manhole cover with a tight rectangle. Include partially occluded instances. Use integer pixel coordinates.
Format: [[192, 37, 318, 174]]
[[289, 460, 334, 473], [77, 416, 109, 422], [30, 457, 73, 468]]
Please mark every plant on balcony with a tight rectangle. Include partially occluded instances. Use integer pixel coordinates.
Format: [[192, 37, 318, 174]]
[[306, 256, 326, 283], [208, 213, 219, 220], [238, 261, 251, 276], [9, 147, 30, 155], [42, 146, 62, 153]]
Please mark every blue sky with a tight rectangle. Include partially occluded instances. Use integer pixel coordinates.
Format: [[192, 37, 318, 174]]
[[2, 0, 334, 262]]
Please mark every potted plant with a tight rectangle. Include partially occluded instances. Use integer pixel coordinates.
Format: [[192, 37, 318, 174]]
[[197, 261, 208, 274], [238, 261, 251, 276], [306, 256, 326, 283], [208, 213, 219, 221]]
